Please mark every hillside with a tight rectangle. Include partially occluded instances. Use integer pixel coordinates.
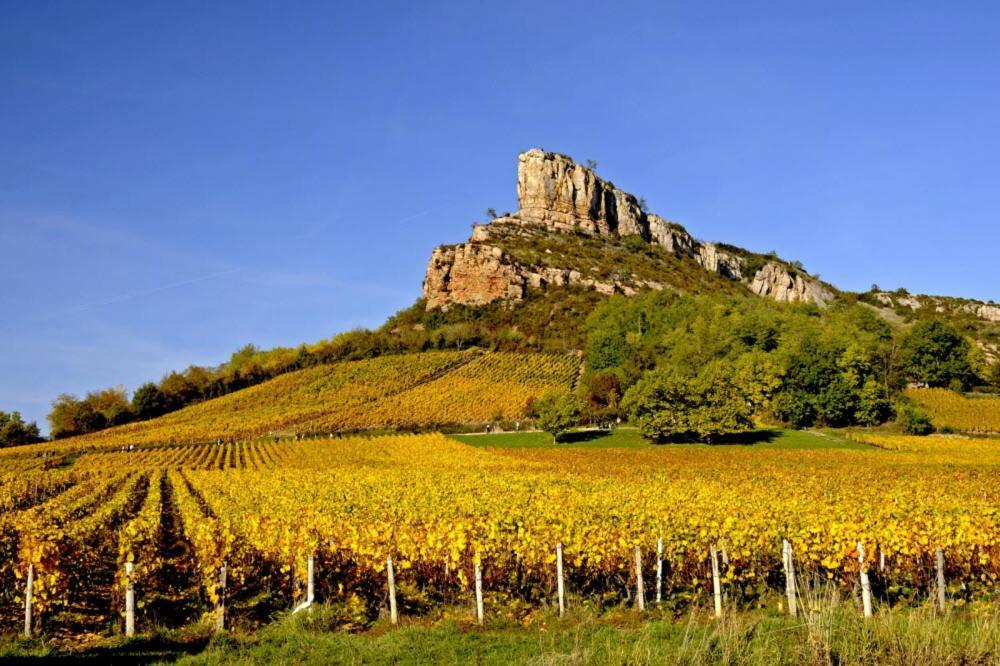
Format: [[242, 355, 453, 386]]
[[417, 149, 1000, 361], [5, 351, 579, 455]]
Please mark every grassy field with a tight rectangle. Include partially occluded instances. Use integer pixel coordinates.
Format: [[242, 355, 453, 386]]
[[2, 598, 997, 665]]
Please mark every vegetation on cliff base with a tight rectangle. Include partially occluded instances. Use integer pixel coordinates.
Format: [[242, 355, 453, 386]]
[[582, 291, 901, 433]]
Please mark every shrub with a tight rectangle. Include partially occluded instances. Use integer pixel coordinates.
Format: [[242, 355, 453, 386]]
[[897, 401, 933, 436]]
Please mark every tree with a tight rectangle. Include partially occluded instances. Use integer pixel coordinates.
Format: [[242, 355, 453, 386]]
[[777, 337, 858, 427], [48, 387, 133, 438], [0, 411, 42, 447], [988, 363, 1000, 391], [583, 371, 622, 419], [856, 379, 891, 426], [535, 389, 581, 444], [896, 400, 933, 435], [622, 367, 752, 443], [159, 371, 200, 411], [732, 351, 782, 417], [585, 329, 629, 372], [48, 394, 85, 439], [132, 383, 167, 420], [899, 320, 974, 389], [585, 159, 599, 170], [86, 386, 134, 426]]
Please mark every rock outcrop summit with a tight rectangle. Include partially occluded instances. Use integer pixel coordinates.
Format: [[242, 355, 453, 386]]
[[423, 149, 833, 311]]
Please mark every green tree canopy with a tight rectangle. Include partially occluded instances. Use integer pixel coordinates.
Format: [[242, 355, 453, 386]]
[[132, 383, 168, 420], [899, 320, 974, 389], [0, 411, 42, 447], [535, 389, 582, 443], [585, 292, 895, 431], [622, 362, 753, 443]]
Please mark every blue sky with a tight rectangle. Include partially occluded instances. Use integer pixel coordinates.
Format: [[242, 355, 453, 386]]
[[2, 1, 998, 431]]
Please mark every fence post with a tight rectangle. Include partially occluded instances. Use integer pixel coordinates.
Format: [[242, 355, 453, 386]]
[[710, 545, 722, 618], [125, 561, 136, 636], [216, 564, 227, 632], [474, 551, 484, 625], [935, 547, 947, 611], [634, 546, 645, 611], [307, 554, 315, 604], [858, 542, 873, 618], [655, 537, 663, 604], [387, 556, 398, 625], [782, 539, 798, 617], [556, 542, 565, 616], [24, 563, 34, 640]]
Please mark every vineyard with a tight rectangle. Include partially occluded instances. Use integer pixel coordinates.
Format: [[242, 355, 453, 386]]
[[1, 431, 998, 639], [907, 387, 1000, 434], [1, 351, 580, 458]]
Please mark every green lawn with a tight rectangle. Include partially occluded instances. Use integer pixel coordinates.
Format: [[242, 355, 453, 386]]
[[451, 427, 870, 451]]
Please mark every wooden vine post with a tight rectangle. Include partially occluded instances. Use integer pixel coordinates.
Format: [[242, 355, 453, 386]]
[[125, 561, 136, 636], [710, 545, 722, 618], [387, 556, 398, 625], [474, 551, 484, 625], [720, 539, 730, 603], [556, 542, 565, 616], [24, 563, 34, 640], [634, 546, 646, 611], [655, 537, 663, 604], [216, 564, 228, 632], [782, 539, 798, 617], [307, 554, 315, 605], [857, 542, 873, 618], [935, 547, 947, 611]]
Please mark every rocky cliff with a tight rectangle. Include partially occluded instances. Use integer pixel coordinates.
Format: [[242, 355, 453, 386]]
[[750, 261, 834, 306], [424, 149, 835, 310], [872, 292, 1000, 323]]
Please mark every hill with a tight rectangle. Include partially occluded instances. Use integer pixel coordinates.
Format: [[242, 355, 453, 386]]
[[7, 351, 579, 455], [416, 148, 999, 364], [10, 148, 998, 447], [424, 149, 836, 311]]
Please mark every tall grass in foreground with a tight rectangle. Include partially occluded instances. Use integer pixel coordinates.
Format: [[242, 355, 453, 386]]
[[166, 586, 998, 666], [2, 585, 996, 664], [658, 588, 999, 666]]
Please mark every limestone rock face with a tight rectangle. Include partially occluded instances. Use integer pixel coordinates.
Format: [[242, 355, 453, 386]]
[[874, 292, 922, 310], [963, 303, 1000, 322], [516, 149, 648, 238], [873, 292, 1000, 323], [750, 262, 833, 305], [423, 245, 525, 310], [648, 214, 697, 257], [423, 241, 641, 310], [697, 243, 744, 280], [423, 148, 836, 310]]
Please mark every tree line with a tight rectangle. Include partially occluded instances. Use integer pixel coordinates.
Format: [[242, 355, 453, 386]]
[[2, 287, 993, 447], [536, 292, 982, 443]]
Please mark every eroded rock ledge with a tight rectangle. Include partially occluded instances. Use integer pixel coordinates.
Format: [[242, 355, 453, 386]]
[[424, 149, 833, 310]]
